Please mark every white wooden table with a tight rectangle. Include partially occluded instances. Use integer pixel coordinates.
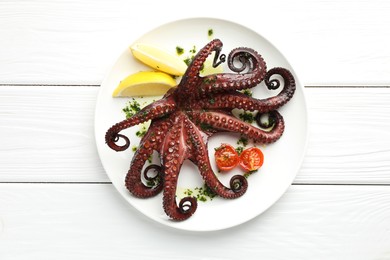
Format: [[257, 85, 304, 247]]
[[1, 1, 390, 259]]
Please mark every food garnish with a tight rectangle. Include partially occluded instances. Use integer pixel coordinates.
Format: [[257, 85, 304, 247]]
[[214, 143, 264, 173], [255, 111, 277, 129], [239, 147, 264, 172], [106, 38, 296, 221], [214, 143, 240, 171], [112, 71, 177, 97], [130, 43, 187, 76]]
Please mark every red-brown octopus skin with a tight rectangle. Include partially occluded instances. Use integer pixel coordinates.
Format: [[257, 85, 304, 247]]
[[105, 38, 296, 221]]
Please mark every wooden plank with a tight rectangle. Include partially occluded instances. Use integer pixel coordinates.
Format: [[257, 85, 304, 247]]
[[297, 87, 390, 184], [0, 0, 390, 85], [0, 183, 389, 259], [1, 86, 390, 184], [0, 85, 108, 182]]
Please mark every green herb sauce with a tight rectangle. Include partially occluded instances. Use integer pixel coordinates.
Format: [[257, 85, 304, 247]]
[[237, 136, 249, 147], [200, 122, 213, 131], [235, 146, 244, 155], [238, 111, 255, 123], [236, 136, 249, 154], [146, 174, 161, 188], [183, 57, 193, 66], [183, 184, 217, 202], [244, 169, 258, 178], [241, 89, 253, 97], [208, 29, 214, 37], [136, 125, 147, 138], [189, 45, 197, 54], [122, 98, 141, 119], [176, 46, 184, 55]]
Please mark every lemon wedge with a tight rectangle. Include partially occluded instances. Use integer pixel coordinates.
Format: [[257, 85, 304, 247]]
[[112, 71, 177, 97], [130, 43, 188, 76]]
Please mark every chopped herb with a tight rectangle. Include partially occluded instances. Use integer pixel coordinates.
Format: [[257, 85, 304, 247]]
[[176, 46, 184, 55], [209, 98, 215, 104], [198, 195, 207, 202], [179, 45, 198, 66], [239, 111, 255, 123], [197, 185, 217, 201], [146, 175, 161, 188], [242, 89, 253, 97], [237, 136, 249, 147], [189, 45, 197, 54], [200, 63, 205, 72], [183, 184, 217, 202], [200, 122, 213, 131], [147, 154, 153, 163], [183, 56, 195, 66], [235, 146, 244, 155], [202, 76, 216, 84], [131, 146, 138, 152], [208, 29, 214, 37], [184, 189, 193, 196], [136, 125, 147, 137], [122, 98, 141, 119], [140, 110, 149, 119], [244, 169, 258, 179]]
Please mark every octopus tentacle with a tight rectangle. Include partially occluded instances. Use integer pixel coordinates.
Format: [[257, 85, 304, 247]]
[[263, 67, 296, 106], [125, 118, 171, 198], [161, 113, 197, 221], [196, 67, 296, 113], [189, 110, 285, 144], [186, 116, 248, 198], [143, 165, 163, 186], [105, 96, 176, 151], [196, 47, 267, 96], [105, 39, 296, 221], [177, 39, 224, 98]]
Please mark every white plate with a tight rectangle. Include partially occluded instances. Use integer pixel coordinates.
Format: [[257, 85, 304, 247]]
[[95, 17, 308, 232]]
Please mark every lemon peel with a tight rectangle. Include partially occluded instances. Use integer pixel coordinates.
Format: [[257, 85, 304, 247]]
[[130, 43, 187, 76], [113, 71, 177, 97]]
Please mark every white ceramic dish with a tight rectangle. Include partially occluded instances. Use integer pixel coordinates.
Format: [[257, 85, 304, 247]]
[[95, 17, 308, 232]]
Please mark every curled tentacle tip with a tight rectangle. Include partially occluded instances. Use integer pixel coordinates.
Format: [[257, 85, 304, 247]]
[[265, 67, 295, 91], [266, 79, 281, 90], [105, 133, 130, 151], [230, 175, 248, 194], [255, 111, 277, 129], [179, 196, 198, 215], [212, 53, 226, 68], [143, 164, 163, 187]]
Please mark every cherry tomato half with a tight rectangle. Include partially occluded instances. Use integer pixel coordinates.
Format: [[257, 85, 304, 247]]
[[214, 143, 240, 171], [239, 147, 264, 172]]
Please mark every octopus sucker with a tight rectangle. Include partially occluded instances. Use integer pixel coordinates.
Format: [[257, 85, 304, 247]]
[[105, 39, 296, 221], [124, 117, 171, 198], [186, 118, 248, 199]]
